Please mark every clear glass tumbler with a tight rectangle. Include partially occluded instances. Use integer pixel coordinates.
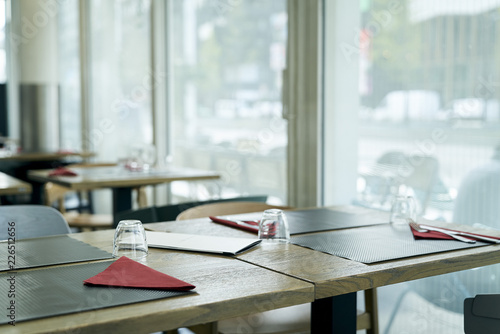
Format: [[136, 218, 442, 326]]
[[390, 195, 417, 225], [112, 220, 148, 259], [258, 209, 290, 243]]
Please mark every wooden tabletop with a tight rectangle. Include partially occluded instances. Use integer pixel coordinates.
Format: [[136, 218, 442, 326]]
[[0, 230, 313, 334], [4, 205, 499, 333], [0, 151, 95, 162], [27, 166, 220, 190], [146, 205, 500, 300], [0, 171, 32, 195]]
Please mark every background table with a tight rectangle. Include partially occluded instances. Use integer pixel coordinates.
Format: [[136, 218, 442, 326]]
[[0, 151, 95, 162], [28, 166, 221, 225], [0, 171, 32, 196], [0, 151, 94, 204]]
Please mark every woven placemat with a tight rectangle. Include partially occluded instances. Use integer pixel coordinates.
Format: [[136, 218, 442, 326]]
[[0, 235, 113, 271], [0, 260, 194, 325], [286, 208, 388, 235], [291, 224, 488, 263]]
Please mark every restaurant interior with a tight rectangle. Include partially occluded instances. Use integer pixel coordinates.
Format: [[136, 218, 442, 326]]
[[2, 0, 500, 333]]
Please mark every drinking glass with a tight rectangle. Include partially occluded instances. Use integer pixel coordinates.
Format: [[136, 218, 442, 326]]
[[140, 144, 156, 171], [390, 196, 417, 225], [112, 220, 148, 259], [258, 209, 290, 243]]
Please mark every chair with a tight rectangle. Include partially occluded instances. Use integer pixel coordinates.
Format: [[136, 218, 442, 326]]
[[357, 151, 407, 209], [176, 201, 379, 334], [357, 151, 440, 216], [403, 155, 439, 214], [114, 195, 269, 226], [175, 201, 292, 220], [451, 158, 500, 295], [44, 181, 115, 231], [0, 205, 71, 240]]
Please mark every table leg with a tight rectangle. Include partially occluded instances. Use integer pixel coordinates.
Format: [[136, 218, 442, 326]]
[[112, 187, 133, 227], [311, 292, 357, 334], [31, 182, 44, 204]]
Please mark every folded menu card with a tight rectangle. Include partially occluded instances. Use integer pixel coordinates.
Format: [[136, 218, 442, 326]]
[[146, 231, 261, 255], [84, 256, 195, 291]]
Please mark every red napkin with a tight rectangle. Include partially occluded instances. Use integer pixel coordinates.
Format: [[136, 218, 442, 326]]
[[411, 227, 454, 240], [57, 149, 75, 154], [410, 224, 500, 242], [48, 167, 78, 177], [83, 256, 196, 291], [209, 216, 259, 233]]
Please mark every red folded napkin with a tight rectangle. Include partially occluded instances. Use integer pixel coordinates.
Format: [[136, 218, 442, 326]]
[[410, 224, 500, 242], [83, 256, 196, 291], [48, 167, 78, 177], [209, 216, 259, 233], [57, 149, 75, 154], [411, 227, 454, 240]]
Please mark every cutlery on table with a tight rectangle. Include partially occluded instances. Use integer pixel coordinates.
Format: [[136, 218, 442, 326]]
[[409, 221, 476, 244], [418, 223, 500, 244]]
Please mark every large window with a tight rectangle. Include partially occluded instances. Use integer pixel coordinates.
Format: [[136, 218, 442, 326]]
[[168, 0, 288, 204], [58, 0, 80, 151], [86, 0, 153, 212], [89, 0, 153, 161], [350, 1, 500, 332]]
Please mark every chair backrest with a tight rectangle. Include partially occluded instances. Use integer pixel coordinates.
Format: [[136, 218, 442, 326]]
[[0, 205, 71, 240], [176, 201, 292, 220], [44, 182, 69, 211], [156, 195, 269, 223], [403, 155, 440, 212], [114, 195, 269, 226], [453, 159, 500, 228], [114, 206, 158, 227], [362, 151, 440, 214]]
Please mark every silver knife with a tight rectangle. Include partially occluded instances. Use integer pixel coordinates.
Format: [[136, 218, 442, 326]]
[[419, 224, 500, 244]]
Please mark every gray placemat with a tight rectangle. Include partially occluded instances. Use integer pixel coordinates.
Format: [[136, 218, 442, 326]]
[[0, 260, 194, 325], [286, 208, 388, 235], [0, 235, 113, 271], [291, 224, 488, 263]]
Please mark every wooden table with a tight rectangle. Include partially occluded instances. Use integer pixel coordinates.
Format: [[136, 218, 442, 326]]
[[0, 151, 95, 162], [145, 205, 500, 333], [0, 172, 32, 196], [3, 205, 500, 333], [27, 166, 221, 221], [0, 151, 95, 204], [0, 230, 314, 334]]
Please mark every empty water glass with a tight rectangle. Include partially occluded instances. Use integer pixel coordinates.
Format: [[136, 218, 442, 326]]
[[113, 220, 148, 260], [390, 196, 417, 225], [258, 209, 290, 243]]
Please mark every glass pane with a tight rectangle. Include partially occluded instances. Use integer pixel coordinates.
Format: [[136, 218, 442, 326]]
[[58, 0, 81, 151], [169, 0, 288, 204], [89, 0, 152, 161], [356, 1, 500, 332], [0, 0, 7, 139], [0, 0, 6, 83]]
